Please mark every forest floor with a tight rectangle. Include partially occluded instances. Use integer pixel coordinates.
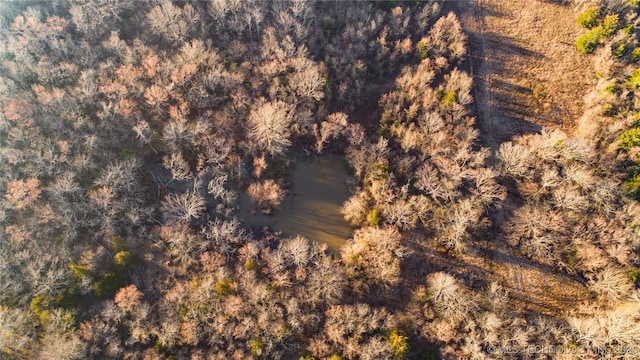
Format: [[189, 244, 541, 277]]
[[433, 0, 598, 314]]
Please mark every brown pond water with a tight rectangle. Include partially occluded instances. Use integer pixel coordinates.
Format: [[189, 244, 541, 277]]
[[239, 154, 352, 252]]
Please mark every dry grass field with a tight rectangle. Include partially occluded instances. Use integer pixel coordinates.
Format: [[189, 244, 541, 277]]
[[458, 0, 597, 148]]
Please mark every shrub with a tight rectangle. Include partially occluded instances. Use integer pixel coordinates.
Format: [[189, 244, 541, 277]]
[[439, 91, 457, 107], [69, 263, 94, 282], [577, 6, 600, 29], [244, 259, 256, 271], [631, 47, 640, 62], [576, 26, 603, 54], [30, 295, 50, 322], [367, 209, 382, 226], [628, 267, 640, 284], [214, 279, 232, 297], [110, 235, 126, 252], [602, 14, 619, 36], [55, 286, 81, 309], [249, 337, 266, 356], [624, 171, 640, 200], [628, 69, 640, 88], [247, 179, 287, 213], [114, 285, 143, 312], [114, 250, 137, 269], [417, 38, 429, 60], [604, 83, 617, 94], [612, 43, 627, 58], [386, 328, 410, 359], [619, 127, 640, 150], [93, 272, 126, 298]]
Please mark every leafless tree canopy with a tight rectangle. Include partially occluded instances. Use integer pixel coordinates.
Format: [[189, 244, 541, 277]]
[[0, 0, 639, 358]]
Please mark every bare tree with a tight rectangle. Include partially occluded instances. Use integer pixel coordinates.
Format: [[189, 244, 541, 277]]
[[588, 266, 633, 301], [247, 179, 286, 214], [341, 227, 406, 288], [315, 112, 347, 153], [4, 178, 41, 210], [203, 218, 248, 257], [470, 168, 506, 208], [161, 190, 206, 225], [422, 12, 467, 63], [496, 141, 531, 179], [289, 56, 325, 102], [247, 100, 294, 156], [426, 272, 476, 322], [162, 152, 192, 182], [147, 0, 198, 45], [143, 84, 169, 114], [340, 191, 370, 227], [114, 285, 144, 313]]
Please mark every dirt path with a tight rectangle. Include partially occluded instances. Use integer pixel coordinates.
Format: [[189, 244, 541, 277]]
[[457, 0, 596, 148]]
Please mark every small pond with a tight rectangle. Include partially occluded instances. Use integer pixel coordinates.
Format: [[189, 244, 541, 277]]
[[239, 153, 352, 252]]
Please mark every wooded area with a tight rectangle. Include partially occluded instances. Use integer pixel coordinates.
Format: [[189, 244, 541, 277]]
[[1, 0, 640, 359]]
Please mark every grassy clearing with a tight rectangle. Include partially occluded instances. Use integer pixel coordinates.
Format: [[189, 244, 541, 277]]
[[459, 0, 596, 147]]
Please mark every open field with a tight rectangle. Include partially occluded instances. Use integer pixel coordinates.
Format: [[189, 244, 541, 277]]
[[458, 0, 596, 148]]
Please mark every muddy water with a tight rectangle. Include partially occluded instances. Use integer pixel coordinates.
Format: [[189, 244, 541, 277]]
[[239, 154, 352, 252]]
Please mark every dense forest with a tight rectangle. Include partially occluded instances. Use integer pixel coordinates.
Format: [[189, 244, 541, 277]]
[[1, 0, 640, 359]]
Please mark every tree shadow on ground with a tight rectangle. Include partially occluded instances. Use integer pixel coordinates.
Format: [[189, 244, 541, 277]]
[[461, 4, 547, 149]]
